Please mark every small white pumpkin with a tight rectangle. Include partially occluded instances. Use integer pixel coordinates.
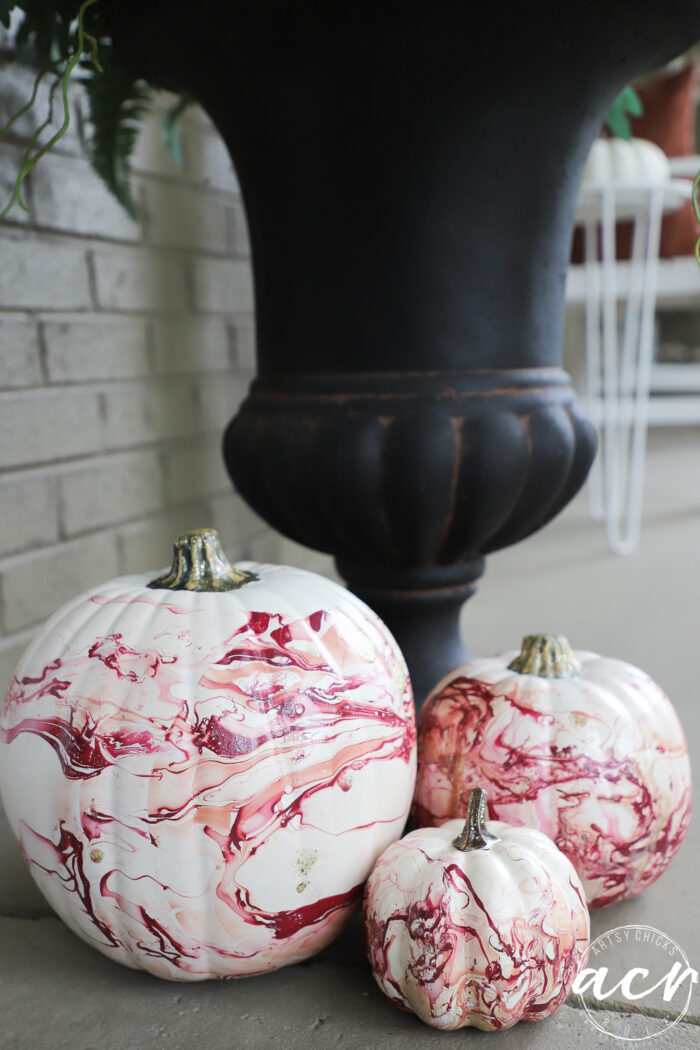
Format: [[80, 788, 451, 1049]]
[[364, 787, 589, 1031], [0, 529, 416, 980], [581, 136, 670, 186]]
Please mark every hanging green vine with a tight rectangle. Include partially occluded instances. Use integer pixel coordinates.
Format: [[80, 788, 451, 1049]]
[[0, 1, 188, 220], [0, 0, 101, 219]]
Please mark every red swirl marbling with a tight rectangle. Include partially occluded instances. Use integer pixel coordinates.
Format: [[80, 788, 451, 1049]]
[[363, 819, 589, 1030], [413, 652, 692, 908], [0, 563, 416, 979]]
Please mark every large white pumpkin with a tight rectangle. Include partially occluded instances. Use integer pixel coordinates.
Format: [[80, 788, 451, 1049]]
[[0, 529, 416, 979]]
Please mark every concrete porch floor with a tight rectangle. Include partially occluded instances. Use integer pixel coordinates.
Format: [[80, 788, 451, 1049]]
[[1, 426, 699, 1049]]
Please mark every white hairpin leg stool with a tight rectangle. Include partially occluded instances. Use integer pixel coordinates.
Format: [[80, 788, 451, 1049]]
[[578, 181, 690, 554]]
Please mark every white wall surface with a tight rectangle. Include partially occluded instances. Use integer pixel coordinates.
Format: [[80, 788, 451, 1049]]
[[0, 62, 334, 912]]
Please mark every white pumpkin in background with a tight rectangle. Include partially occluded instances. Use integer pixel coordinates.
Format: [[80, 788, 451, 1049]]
[[0, 529, 416, 979], [364, 787, 589, 1031], [581, 136, 671, 186]]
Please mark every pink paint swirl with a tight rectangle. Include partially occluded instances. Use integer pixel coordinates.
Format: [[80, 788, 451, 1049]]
[[413, 651, 691, 908], [1, 563, 416, 979], [363, 819, 589, 1030]]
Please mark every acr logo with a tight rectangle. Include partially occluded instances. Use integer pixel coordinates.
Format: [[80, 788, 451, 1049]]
[[573, 924, 698, 1042]]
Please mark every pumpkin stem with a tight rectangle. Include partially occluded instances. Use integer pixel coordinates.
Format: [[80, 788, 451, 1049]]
[[452, 787, 500, 852], [508, 634, 582, 678], [148, 528, 259, 592]]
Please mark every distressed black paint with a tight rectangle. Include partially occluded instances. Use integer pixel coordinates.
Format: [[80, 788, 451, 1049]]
[[111, 2, 700, 703]]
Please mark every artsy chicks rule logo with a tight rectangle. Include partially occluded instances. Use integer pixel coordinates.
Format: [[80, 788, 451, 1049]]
[[573, 924, 698, 1042]]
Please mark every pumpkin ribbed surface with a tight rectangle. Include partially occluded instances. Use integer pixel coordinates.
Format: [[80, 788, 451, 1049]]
[[1, 562, 416, 979], [363, 819, 589, 1030], [413, 650, 691, 908]]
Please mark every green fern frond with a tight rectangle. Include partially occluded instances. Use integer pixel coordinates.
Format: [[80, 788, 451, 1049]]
[[83, 59, 153, 218], [162, 96, 192, 168], [2, 2, 189, 220]]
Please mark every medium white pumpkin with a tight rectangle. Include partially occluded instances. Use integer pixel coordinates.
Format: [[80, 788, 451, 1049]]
[[581, 136, 670, 187], [364, 788, 589, 1031], [413, 635, 691, 908], [0, 529, 416, 979]]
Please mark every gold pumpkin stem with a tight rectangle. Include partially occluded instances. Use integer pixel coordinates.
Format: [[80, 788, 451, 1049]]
[[508, 634, 582, 678], [452, 787, 500, 852], [148, 528, 259, 592]]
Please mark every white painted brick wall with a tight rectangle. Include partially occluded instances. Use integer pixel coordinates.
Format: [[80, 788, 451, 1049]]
[[153, 317, 231, 374], [1, 532, 121, 633], [101, 380, 199, 448], [31, 154, 141, 242], [0, 145, 32, 227], [197, 374, 253, 433], [92, 245, 189, 312], [59, 451, 164, 535], [0, 318, 42, 387], [162, 435, 232, 504], [0, 61, 83, 156], [0, 67, 336, 913], [0, 471, 58, 556], [230, 200, 251, 257], [0, 388, 103, 467], [144, 182, 231, 253], [191, 257, 254, 313], [185, 123, 241, 194], [0, 234, 92, 309], [232, 318, 257, 369], [42, 316, 151, 382]]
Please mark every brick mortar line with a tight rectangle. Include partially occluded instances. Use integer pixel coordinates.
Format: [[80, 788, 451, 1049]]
[[1, 310, 252, 323], [0, 136, 241, 201], [17, 224, 245, 258], [1, 448, 169, 481], [0, 303, 253, 319], [0, 431, 244, 477], [0, 369, 250, 393], [0, 226, 250, 261], [141, 168, 242, 199], [34, 318, 50, 385], [0, 371, 249, 398], [0, 486, 248, 564], [85, 249, 99, 313], [0, 309, 255, 321]]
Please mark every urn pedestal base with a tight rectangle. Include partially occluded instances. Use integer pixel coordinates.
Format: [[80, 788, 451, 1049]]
[[225, 367, 596, 703]]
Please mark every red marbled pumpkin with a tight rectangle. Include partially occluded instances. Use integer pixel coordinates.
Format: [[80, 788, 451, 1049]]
[[0, 530, 416, 979], [413, 634, 692, 909], [364, 787, 589, 1031]]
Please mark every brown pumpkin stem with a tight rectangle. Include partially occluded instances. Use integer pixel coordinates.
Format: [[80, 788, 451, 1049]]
[[148, 528, 259, 592], [508, 634, 582, 678], [452, 788, 500, 852]]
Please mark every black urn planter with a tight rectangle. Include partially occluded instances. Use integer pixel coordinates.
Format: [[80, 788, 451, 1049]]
[[113, 2, 700, 703]]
